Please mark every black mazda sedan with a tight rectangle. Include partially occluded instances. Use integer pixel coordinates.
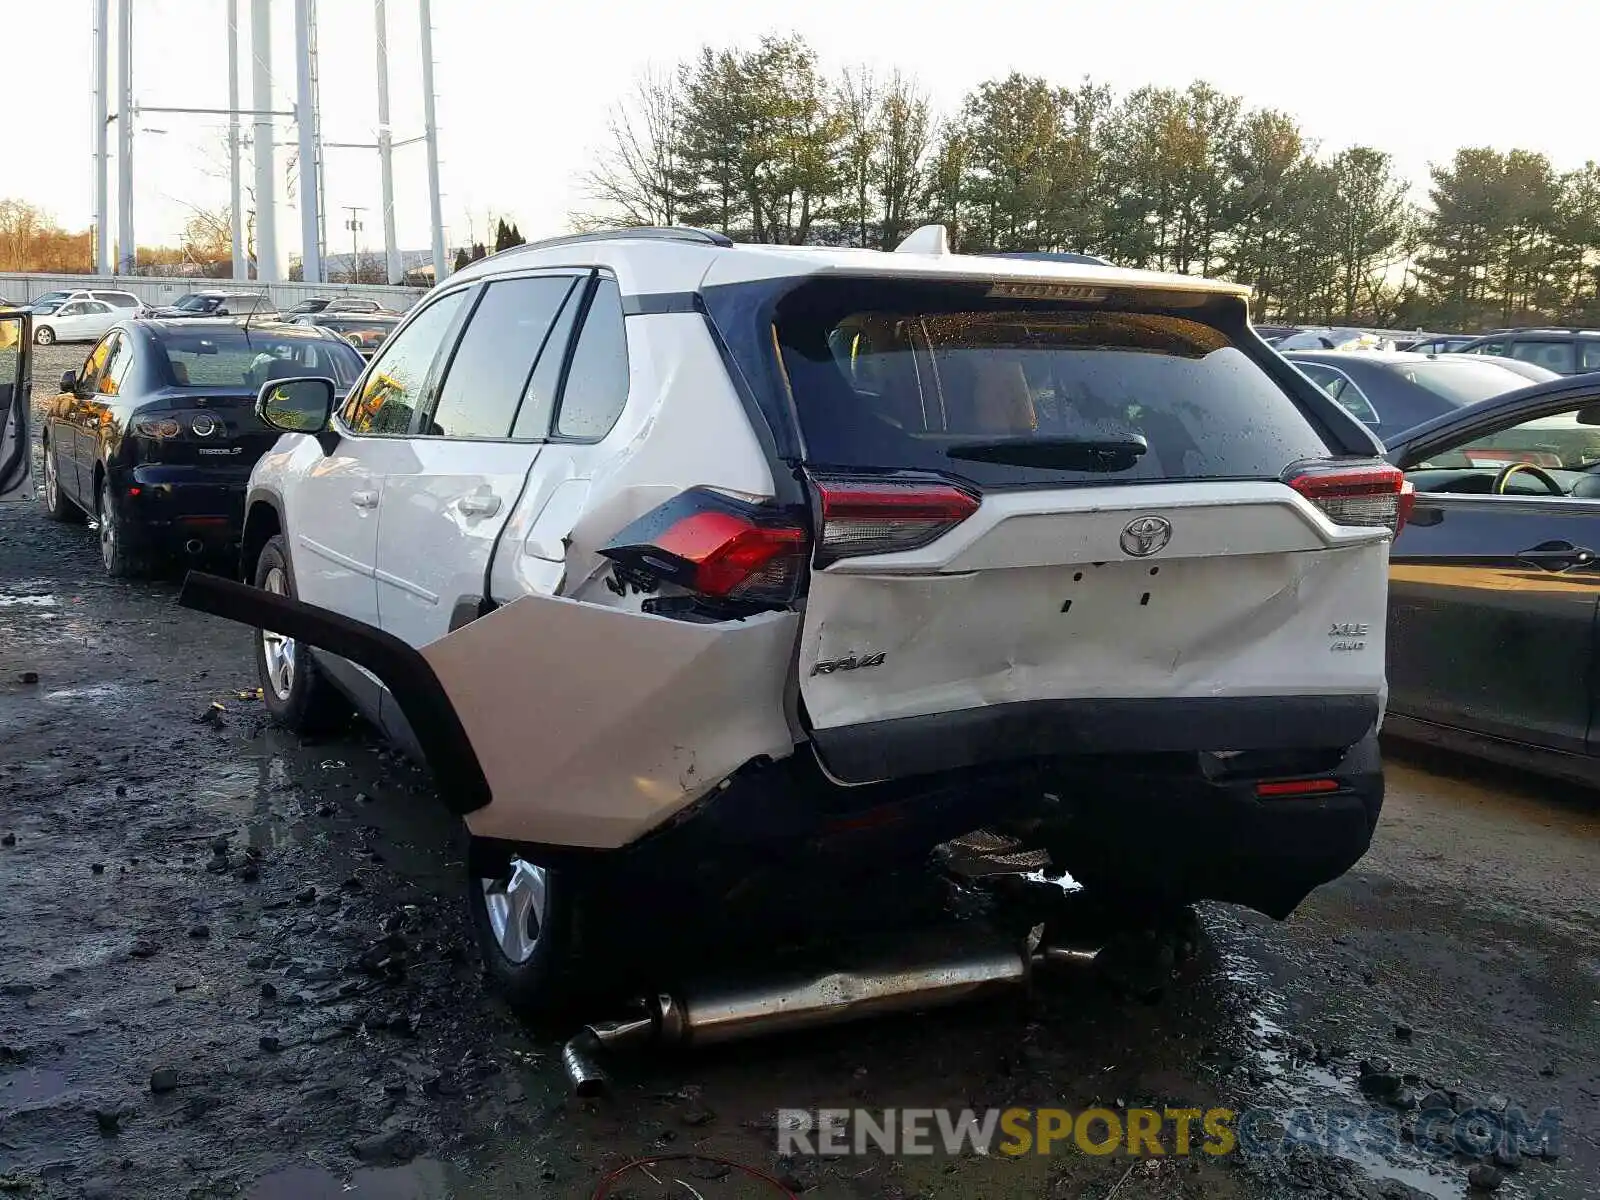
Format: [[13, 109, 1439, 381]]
[[39, 319, 364, 577]]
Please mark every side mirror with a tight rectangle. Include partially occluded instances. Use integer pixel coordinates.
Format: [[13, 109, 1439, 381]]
[[60, 370, 77, 393], [257, 377, 335, 435]]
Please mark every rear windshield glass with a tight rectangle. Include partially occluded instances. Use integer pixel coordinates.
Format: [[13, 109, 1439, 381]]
[[1381, 360, 1531, 406], [154, 331, 362, 389], [773, 284, 1330, 487]]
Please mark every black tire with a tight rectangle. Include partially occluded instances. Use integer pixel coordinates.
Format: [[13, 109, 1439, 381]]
[[40, 438, 83, 523], [466, 843, 585, 1020], [252, 533, 348, 733], [34, 326, 55, 346], [98, 477, 148, 579]]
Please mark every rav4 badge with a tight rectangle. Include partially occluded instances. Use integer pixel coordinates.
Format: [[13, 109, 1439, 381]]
[[811, 652, 887, 677]]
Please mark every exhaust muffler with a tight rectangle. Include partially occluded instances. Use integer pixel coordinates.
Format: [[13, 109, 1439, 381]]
[[563, 930, 1097, 1094], [184, 538, 205, 556]]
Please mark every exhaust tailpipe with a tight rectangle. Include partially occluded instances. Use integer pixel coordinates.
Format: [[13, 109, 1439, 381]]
[[562, 933, 1045, 1095], [184, 539, 205, 556]]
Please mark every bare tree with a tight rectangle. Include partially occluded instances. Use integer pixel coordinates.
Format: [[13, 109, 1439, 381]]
[[837, 66, 879, 246], [875, 72, 933, 248], [577, 68, 685, 229]]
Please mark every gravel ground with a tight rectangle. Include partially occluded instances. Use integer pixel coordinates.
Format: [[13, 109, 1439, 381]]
[[1, 342, 1596, 1199]]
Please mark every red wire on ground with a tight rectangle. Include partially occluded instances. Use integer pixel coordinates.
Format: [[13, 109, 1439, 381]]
[[592, 1153, 799, 1198]]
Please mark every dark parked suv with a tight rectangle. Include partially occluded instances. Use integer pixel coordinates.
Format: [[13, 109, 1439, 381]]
[[1453, 328, 1600, 376]]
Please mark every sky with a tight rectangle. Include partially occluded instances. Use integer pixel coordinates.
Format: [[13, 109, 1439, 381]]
[[3, 0, 1598, 263]]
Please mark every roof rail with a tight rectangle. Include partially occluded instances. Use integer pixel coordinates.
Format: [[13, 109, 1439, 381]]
[[498, 226, 734, 257]]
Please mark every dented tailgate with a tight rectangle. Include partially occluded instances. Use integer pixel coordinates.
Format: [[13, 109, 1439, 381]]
[[798, 482, 1390, 783]]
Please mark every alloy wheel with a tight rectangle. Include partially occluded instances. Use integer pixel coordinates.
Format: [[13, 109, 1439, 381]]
[[98, 484, 117, 571], [480, 858, 548, 965], [259, 566, 297, 701]]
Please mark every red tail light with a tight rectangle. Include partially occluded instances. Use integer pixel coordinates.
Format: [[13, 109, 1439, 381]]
[[1284, 461, 1410, 534], [599, 488, 809, 606], [808, 472, 981, 567]]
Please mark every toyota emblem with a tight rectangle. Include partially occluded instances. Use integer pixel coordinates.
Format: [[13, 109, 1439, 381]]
[[1119, 515, 1172, 558]]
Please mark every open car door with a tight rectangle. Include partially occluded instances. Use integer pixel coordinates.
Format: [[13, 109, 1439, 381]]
[[0, 309, 31, 502]]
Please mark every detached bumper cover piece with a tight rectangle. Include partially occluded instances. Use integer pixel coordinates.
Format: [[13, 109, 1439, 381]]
[[178, 572, 493, 815], [179, 573, 800, 847]]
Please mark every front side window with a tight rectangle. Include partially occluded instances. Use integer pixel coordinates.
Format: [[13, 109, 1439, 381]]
[[426, 275, 578, 439], [175, 296, 220, 313], [554, 278, 630, 440], [59, 302, 89, 317], [1464, 338, 1507, 356], [1417, 400, 1600, 474], [79, 337, 114, 392], [341, 290, 466, 435], [1508, 339, 1577, 374]]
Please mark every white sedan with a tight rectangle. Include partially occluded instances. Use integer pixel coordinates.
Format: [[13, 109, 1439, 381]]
[[31, 298, 121, 345]]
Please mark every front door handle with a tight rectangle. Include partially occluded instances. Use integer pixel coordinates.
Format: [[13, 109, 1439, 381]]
[[1517, 541, 1596, 571], [350, 490, 379, 509], [456, 493, 501, 518]]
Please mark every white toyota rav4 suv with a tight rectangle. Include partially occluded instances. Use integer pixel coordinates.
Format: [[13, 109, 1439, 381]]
[[182, 226, 1403, 1013]]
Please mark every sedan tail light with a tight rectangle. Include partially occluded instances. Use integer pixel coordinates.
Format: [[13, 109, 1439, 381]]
[[1284, 461, 1412, 534]]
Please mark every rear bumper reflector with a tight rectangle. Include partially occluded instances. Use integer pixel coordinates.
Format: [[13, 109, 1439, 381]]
[[1255, 777, 1340, 798]]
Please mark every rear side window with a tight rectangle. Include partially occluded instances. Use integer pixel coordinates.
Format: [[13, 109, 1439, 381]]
[[773, 284, 1331, 488], [555, 278, 629, 440], [426, 275, 577, 438], [1509, 338, 1576, 374], [1384, 359, 1531, 406]]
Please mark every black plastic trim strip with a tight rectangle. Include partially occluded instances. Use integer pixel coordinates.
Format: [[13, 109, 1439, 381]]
[[812, 694, 1381, 784], [178, 572, 492, 815], [621, 291, 700, 316]]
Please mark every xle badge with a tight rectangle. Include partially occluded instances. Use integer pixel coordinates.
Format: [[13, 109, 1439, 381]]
[[811, 652, 887, 677], [1329, 621, 1370, 653]]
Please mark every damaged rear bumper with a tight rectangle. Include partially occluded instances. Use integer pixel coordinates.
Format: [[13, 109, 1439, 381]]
[[179, 572, 1382, 919]]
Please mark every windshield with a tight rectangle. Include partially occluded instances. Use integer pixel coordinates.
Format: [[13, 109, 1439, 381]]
[[174, 295, 222, 312], [1384, 359, 1531, 406], [29, 302, 61, 315], [771, 280, 1332, 488], [155, 330, 364, 389]]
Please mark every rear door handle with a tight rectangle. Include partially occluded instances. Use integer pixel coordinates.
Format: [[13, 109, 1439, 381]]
[[350, 490, 379, 509], [456, 493, 501, 518], [1517, 542, 1596, 571]]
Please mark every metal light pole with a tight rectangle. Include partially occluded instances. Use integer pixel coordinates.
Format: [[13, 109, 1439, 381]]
[[419, 0, 447, 282], [294, 0, 322, 283], [251, 0, 280, 283], [116, 0, 135, 274], [93, 0, 111, 274], [344, 207, 366, 283], [374, 0, 400, 285], [227, 0, 246, 280]]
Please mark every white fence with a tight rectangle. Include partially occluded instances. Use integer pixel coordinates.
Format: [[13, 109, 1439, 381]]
[[0, 273, 424, 313]]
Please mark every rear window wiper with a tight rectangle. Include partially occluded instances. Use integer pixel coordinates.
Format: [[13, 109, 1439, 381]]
[[944, 434, 1148, 472]]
